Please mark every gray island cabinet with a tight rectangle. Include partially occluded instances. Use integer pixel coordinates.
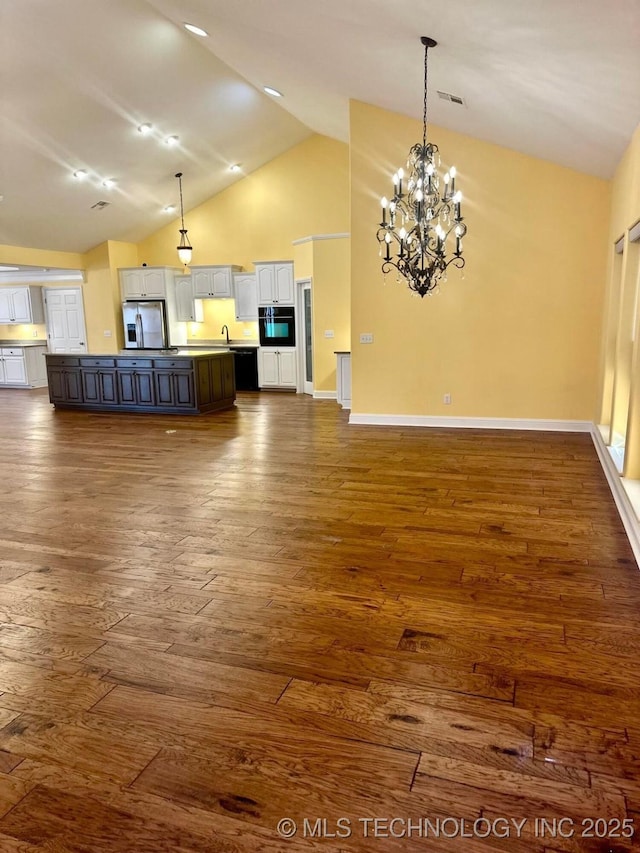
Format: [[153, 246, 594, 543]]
[[45, 351, 235, 414]]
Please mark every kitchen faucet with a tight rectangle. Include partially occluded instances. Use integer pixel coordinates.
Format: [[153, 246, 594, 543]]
[[221, 324, 230, 344]]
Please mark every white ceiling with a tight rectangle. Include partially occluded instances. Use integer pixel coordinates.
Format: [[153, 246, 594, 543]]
[[1, 0, 639, 256]]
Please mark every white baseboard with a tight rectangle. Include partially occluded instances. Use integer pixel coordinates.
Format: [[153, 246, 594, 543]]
[[313, 390, 337, 400], [589, 425, 640, 567], [348, 413, 593, 432]]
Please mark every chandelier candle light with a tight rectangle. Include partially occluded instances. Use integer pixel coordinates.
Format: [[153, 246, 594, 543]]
[[377, 37, 467, 297], [175, 171, 193, 266]]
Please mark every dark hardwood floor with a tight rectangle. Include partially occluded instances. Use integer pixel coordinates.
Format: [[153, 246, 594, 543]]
[[0, 387, 639, 851]]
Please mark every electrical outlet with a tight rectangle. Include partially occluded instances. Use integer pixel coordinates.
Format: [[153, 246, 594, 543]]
[[243, 329, 252, 336], [360, 333, 374, 344], [32, 330, 38, 337], [443, 393, 451, 405], [324, 330, 335, 339], [104, 330, 112, 337]]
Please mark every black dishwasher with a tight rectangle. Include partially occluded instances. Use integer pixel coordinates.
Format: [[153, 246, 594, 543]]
[[232, 348, 260, 391]]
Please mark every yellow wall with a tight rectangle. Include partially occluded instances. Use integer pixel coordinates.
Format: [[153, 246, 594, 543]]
[[293, 240, 314, 280], [106, 241, 139, 350], [81, 243, 117, 353], [350, 99, 610, 419], [0, 244, 84, 270], [137, 135, 349, 269], [300, 237, 351, 392]]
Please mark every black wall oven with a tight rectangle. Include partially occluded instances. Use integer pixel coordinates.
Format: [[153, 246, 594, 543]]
[[258, 306, 296, 347]]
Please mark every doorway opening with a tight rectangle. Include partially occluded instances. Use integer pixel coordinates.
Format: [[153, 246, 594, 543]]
[[296, 279, 313, 395]]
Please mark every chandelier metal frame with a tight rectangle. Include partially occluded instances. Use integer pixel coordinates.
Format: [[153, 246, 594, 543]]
[[377, 37, 467, 297]]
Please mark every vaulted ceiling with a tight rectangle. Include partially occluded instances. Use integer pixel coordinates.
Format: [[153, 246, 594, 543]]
[[1, 0, 639, 255]]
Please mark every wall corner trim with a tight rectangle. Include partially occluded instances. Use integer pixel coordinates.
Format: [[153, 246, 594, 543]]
[[291, 233, 350, 245]]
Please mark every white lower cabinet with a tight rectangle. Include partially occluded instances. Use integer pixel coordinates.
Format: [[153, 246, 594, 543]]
[[0, 345, 48, 388], [336, 352, 351, 409], [258, 348, 297, 389]]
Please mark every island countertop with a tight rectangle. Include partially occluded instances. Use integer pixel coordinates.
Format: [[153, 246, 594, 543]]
[[0, 339, 48, 348], [116, 349, 231, 357]]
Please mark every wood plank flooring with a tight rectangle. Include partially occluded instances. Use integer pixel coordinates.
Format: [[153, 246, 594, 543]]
[[0, 387, 639, 851]]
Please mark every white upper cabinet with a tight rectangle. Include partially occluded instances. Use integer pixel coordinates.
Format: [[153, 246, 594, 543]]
[[255, 262, 294, 305], [233, 274, 258, 321], [191, 265, 242, 298], [120, 268, 170, 299], [0, 286, 45, 324], [175, 276, 203, 323]]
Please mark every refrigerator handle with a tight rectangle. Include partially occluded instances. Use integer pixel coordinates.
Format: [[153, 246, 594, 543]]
[[135, 313, 144, 348]]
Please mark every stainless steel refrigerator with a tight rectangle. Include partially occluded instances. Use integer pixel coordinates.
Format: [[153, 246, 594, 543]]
[[122, 300, 169, 349]]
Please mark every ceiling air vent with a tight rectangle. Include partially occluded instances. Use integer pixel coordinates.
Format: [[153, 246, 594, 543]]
[[91, 200, 110, 210], [437, 90, 466, 106]]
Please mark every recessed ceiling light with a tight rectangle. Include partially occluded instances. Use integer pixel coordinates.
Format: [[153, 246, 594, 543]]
[[137, 123, 153, 135], [263, 86, 282, 97], [184, 23, 208, 37], [102, 178, 116, 189], [165, 135, 179, 146], [229, 164, 242, 172], [73, 169, 88, 180], [163, 205, 176, 214]]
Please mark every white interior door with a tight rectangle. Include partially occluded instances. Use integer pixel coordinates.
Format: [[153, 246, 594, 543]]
[[44, 287, 88, 353]]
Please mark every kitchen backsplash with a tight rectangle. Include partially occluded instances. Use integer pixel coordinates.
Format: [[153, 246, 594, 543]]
[[0, 323, 46, 340], [186, 299, 258, 341]]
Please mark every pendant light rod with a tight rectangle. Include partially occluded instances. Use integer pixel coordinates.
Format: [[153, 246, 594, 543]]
[[174, 171, 193, 266], [175, 172, 186, 231]]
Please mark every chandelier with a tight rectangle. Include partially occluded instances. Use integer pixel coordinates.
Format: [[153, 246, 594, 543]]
[[377, 37, 467, 297], [175, 171, 193, 266]]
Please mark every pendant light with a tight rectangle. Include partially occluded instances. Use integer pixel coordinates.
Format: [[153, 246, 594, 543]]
[[175, 171, 193, 266], [376, 37, 467, 297]]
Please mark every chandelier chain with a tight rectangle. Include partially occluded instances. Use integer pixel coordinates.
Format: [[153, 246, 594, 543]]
[[423, 43, 428, 151]]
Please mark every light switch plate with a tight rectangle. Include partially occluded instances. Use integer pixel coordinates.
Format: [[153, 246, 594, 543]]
[[104, 330, 112, 337], [360, 333, 374, 344], [324, 330, 335, 338]]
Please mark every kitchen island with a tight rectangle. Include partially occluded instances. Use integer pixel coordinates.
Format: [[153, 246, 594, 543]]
[[45, 350, 235, 414]]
